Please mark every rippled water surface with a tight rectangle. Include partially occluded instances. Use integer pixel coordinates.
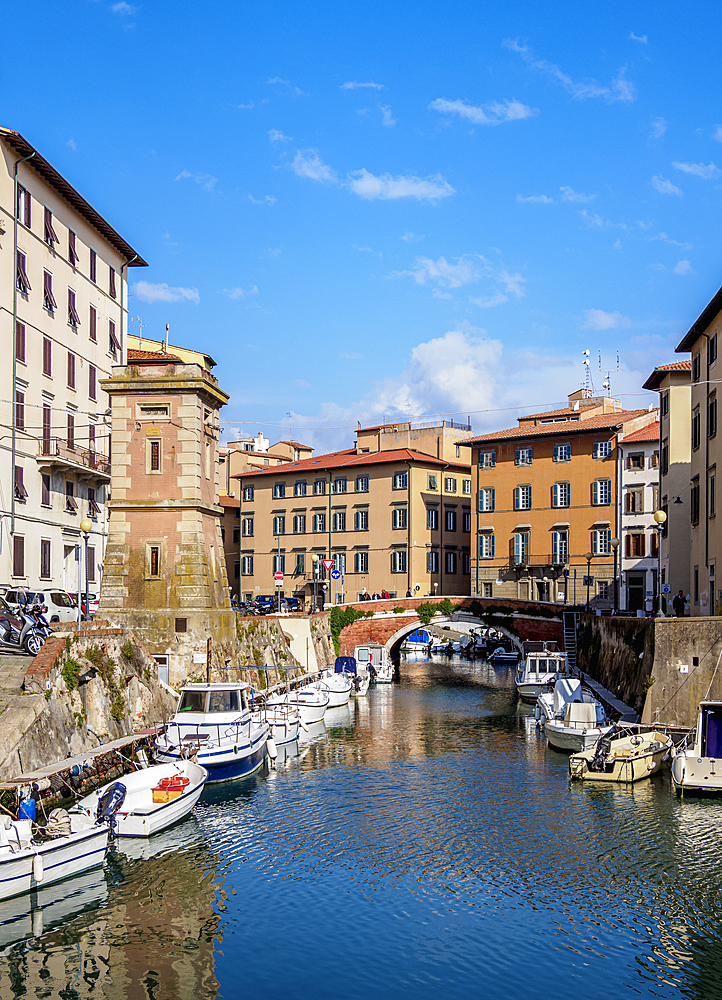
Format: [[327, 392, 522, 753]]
[[2, 655, 722, 999]]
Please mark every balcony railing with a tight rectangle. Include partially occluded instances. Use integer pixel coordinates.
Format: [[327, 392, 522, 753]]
[[39, 437, 110, 477]]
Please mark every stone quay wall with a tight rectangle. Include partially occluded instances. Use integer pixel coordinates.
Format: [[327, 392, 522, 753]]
[[575, 614, 654, 719], [642, 617, 722, 728]]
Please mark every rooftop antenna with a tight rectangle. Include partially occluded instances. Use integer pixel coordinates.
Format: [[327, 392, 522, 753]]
[[582, 349, 596, 396], [163, 323, 169, 354], [599, 349, 620, 397], [133, 315, 145, 350]]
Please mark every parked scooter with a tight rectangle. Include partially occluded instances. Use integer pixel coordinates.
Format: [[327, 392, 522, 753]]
[[26, 603, 52, 640], [0, 604, 48, 656]]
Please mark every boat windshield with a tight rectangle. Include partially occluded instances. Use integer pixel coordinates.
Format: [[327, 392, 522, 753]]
[[357, 648, 370, 662], [537, 659, 548, 673], [178, 690, 207, 713], [208, 690, 240, 713]]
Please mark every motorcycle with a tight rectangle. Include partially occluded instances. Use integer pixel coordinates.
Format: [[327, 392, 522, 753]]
[[0, 604, 48, 656], [26, 603, 52, 640]]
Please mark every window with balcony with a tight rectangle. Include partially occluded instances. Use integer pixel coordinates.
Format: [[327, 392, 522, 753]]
[[294, 481, 307, 497], [514, 485, 532, 510], [426, 507, 438, 530], [391, 550, 407, 573], [479, 533, 495, 558], [332, 511, 346, 531], [355, 551, 369, 573], [479, 487, 495, 512], [513, 531, 530, 565], [242, 486, 254, 502], [392, 507, 407, 529], [515, 446, 533, 466], [552, 482, 570, 508], [445, 509, 456, 531], [355, 476, 369, 492], [553, 442, 571, 462], [592, 479, 612, 505], [552, 530, 568, 565], [393, 472, 407, 490]]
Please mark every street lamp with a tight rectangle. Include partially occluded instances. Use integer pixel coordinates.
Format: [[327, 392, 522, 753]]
[[610, 537, 619, 615], [585, 551, 593, 612], [79, 518, 92, 622], [653, 509, 667, 614], [311, 554, 319, 613]]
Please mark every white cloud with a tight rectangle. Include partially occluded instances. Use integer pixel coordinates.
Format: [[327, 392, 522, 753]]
[[650, 117, 667, 140], [268, 76, 289, 86], [66, 138, 77, 151], [133, 282, 200, 305], [582, 308, 631, 330], [672, 160, 721, 179], [268, 77, 307, 96], [224, 285, 259, 299], [291, 149, 338, 183], [348, 169, 454, 201], [714, 125, 722, 143], [401, 232, 424, 242], [295, 378, 312, 388], [613, 239, 622, 250], [517, 193, 554, 203], [579, 210, 628, 230], [469, 293, 508, 308], [248, 194, 277, 205], [268, 129, 292, 143], [341, 81, 384, 90], [651, 174, 682, 196], [629, 32, 648, 43], [674, 260, 693, 275], [112, 1, 136, 13], [380, 106, 396, 127], [560, 185, 596, 203], [649, 232, 692, 249], [176, 170, 217, 191], [393, 255, 525, 306], [429, 97, 537, 125], [238, 102, 254, 110], [340, 351, 362, 359], [503, 38, 635, 102]]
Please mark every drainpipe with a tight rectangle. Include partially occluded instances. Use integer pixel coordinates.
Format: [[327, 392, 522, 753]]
[[119, 254, 139, 362], [11, 152, 36, 537]]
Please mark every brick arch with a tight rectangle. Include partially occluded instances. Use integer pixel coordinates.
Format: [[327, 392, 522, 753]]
[[383, 617, 523, 660]]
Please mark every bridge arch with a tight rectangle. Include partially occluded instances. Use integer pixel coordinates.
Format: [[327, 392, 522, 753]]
[[384, 616, 523, 662]]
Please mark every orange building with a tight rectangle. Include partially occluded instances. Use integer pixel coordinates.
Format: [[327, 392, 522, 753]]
[[467, 391, 659, 608]]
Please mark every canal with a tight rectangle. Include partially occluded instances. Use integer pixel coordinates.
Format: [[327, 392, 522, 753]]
[[1, 654, 721, 999]]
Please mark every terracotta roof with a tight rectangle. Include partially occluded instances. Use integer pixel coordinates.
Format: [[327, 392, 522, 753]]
[[622, 421, 659, 443], [233, 447, 470, 478], [642, 360, 692, 391], [218, 494, 240, 507], [127, 349, 182, 363], [468, 410, 651, 445], [273, 441, 314, 449], [517, 402, 601, 422]]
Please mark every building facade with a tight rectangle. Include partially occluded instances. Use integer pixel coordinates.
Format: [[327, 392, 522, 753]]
[[0, 128, 146, 597], [468, 391, 658, 608], [618, 422, 661, 613]]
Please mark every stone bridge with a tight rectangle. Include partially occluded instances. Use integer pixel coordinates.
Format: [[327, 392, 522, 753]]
[[337, 596, 564, 661]]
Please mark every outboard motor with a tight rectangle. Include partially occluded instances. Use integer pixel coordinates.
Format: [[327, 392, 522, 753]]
[[96, 782, 126, 836]]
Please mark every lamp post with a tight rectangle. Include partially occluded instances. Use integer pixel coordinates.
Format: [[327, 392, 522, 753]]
[[275, 534, 282, 613], [585, 551, 593, 612], [610, 537, 619, 615], [79, 519, 92, 622], [653, 509, 667, 614], [311, 554, 319, 613]]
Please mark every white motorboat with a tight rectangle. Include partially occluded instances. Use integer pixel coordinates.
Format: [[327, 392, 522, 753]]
[[671, 700, 722, 795], [537, 677, 613, 752], [330, 655, 370, 696], [489, 645, 520, 664], [355, 643, 394, 683], [256, 702, 302, 757], [0, 810, 110, 902], [515, 643, 568, 702], [154, 683, 269, 783], [72, 760, 207, 838], [319, 670, 352, 707], [267, 680, 329, 725], [570, 725, 673, 782]]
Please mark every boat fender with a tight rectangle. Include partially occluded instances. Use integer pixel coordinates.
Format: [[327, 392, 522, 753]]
[[534, 704, 540, 723], [267, 737, 277, 759], [233, 745, 238, 754], [299, 718, 309, 732], [32, 852, 44, 883]]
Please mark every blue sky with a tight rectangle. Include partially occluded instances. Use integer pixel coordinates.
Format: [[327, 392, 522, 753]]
[[7, 1, 722, 449]]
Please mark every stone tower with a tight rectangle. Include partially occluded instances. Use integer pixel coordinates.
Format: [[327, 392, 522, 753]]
[[99, 353, 236, 685]]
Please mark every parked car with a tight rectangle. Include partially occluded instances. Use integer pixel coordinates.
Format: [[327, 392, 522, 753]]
[[2, 589, 78, 624], [68, 592, 100, 618]]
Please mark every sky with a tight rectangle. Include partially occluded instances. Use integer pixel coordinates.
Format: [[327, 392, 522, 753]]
[[6, 1, 722, 450]]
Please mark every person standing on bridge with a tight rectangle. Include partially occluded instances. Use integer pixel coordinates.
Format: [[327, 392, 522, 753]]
[[672, 590, 686, 617]]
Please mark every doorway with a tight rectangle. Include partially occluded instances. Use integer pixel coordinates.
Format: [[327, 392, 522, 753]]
[[627, 573, 645, 613]]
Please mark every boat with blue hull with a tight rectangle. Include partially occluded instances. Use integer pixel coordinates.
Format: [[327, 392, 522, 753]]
[[154, 683, 269, 783]]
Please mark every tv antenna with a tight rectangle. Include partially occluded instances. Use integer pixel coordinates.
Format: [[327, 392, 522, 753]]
[[581, 350, 596, 396], [599, 350, 620, 396]]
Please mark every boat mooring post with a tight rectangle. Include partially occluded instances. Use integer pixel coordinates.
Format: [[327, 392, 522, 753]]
[[206, 636, 212, 683]]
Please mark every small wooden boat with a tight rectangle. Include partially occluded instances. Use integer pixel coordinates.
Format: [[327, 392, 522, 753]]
[[489, 645, 520, 663], [570, 726, 673, 782]]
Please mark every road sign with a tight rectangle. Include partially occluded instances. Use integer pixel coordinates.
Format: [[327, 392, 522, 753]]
[[661, 584, 671, 594], [583, 575, 594, 586], [331, 569, 341, 580], [322, 559, 334, 571], [274, 571, 283, 583]]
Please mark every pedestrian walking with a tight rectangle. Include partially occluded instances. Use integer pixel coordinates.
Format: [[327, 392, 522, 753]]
[[672, 590, 686, 617]]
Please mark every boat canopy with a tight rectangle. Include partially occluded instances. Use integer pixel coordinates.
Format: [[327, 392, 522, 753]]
[[553, 678, 583, 713], [564, 702, 599, 727], [335, 656, 357, 675]]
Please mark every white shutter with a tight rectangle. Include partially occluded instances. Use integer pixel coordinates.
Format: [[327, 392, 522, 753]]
[[514, 532, 522, 564], [592, 481, 599, 505]]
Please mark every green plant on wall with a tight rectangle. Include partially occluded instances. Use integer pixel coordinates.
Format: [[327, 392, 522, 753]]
[[120, 640, 134, 662], [62, 658, 81, 691], [329, 606, 371, 656]]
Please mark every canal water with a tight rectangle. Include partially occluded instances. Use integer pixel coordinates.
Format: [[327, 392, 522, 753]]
[[1, 654, 722, 999]]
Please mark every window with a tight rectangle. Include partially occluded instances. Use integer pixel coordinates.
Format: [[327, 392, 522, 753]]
[[513, 531, 530, 565], [691, 478, 700, 525], [711, 472, 717, 519], [479, 450, 496, 469], [626, 453, 644, 470], [273, 515, 286, 534], [88, 487, 100, 516], [463, 553, 471, 575], [651, 483, 660, 510], [149, 545, 161, 577], [661, 392, 669, 417], [109, 320, 118, 358], [463, 512, 471, 532], [514, 485, 532, 510], [242, 516, 254, 536], [332, 511, 346, 531], [479, 533, 495, 558], [709, 395, 718, 438], [67, 351, 76, 389], [445, 509, 456, 531], [293, 514, 306, 533], [313, 479, 326, 496], [89, 364, 97, 401], [43, 271, 57, 312], [40, 539, 51, 580], [14, 466, 28, 502], [515, 446, 533, 466], [692, 353, 701, 382], [89, 305, 97, 342], [273, 483, 286, 499], [393, 472, 408, 490], [710, 334, 718, 366], [69, 229, 79, 266], [392, 507, 407, 529], [15, 321, 25, 363], [597, 582, 609, 600], [241, 555, 254, 575], [354, 509, 368, 531], [42, 406, 51, 451], [295, 553, 306, 574], [483, 582, 493, 598], [16, 250, 31, 293], [242, 486, 254, 502], [592, 479, 612, 505], [625, 487, 644, 514], [692, 408, 701, 451], [109, 266, 117, 299], [428, 474, 437, 490], [15, 390, 24, 431], [445, 551, 457, 574], [552, 482, 570, 508], [90, 249, 97, 284], [462, 478, 472, 495], [68, 289, 80, 328], [479, 487, 495, 512], [444, 476, 457, 493], [552, 530, 568, 564], [651, 450, 659, 469], [333, 478, 347, 494], [426, 507, 438, 530], [427, 550, 439, 572], [44, 207, 58, 246], [593, 439, 613, 460], [313, 512, 326, 532], [13, 536, 24, 578], [650, 532, 659, 557], [592, 528, 612, 555], [294, 481, 307, 497], [41, 474, 51, 507], [456, 444, 461, 459], [391, 550, 407, 573], [625, 533, 646, 558], [354, 551, 369, 573], [149, 439, 161, 472], [661, 442, 669, 475], [355, 476, 369, 492], [333, 553, 346, 574], [16, 185, 31, 227], [273, 554, 285, 574], [65, 480, 77, 512], [553, 442, 571, 463]]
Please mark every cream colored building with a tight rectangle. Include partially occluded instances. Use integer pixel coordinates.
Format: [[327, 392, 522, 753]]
[[0, 128, 146, 595], [232, 420, 473, 606], [617, 421, 661, 613]]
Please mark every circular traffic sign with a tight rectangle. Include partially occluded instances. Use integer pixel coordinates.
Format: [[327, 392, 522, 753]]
[[274, 571, 283, 581], [330, 569, 341, 580]]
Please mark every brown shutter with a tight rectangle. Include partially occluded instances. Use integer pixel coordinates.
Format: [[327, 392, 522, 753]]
[[15, 391, 24, 431], [42, 405, 51, 450], [89, 364, 96, 400], [89, 304, 97, 342], [109, 267, 116, 298], [67, 351, 76, 389], [13, 536, 24, 577], [67, 413, 75, 449], [15, 322, 25, 362], [43, 337, 52, 376], [69, 229, 78, 264]]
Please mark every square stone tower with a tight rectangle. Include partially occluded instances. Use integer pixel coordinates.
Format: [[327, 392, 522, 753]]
[[99, 353, 236, 685]]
